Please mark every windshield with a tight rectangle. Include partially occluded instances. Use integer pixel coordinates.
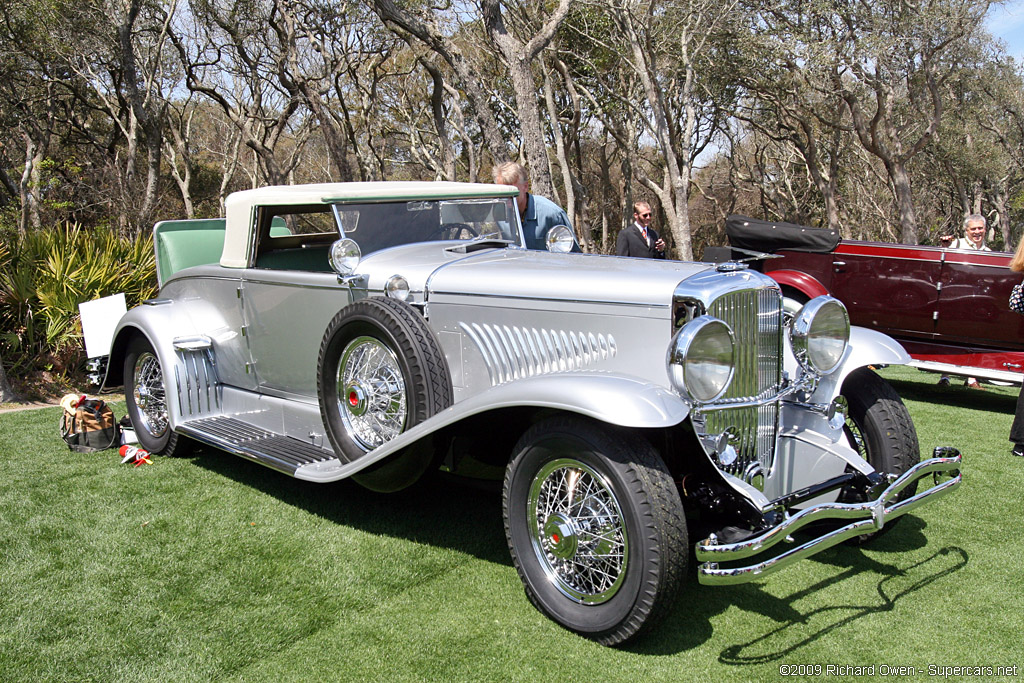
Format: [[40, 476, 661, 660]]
[[330, 197, 522, 255]]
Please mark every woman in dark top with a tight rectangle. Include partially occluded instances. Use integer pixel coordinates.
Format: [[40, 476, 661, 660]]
[[1008, 237, 1024, 456]]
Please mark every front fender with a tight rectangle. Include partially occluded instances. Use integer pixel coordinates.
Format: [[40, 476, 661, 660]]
[[450, 373, 692, 428], [810, 326, 910, 402], [765, 269, 829, 300]]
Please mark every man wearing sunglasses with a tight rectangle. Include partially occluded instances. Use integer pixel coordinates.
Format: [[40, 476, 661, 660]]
[[616, 201, 666, 258]]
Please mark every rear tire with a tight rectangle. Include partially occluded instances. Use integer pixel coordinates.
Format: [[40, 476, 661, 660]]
[[124, 336, 190, 457]]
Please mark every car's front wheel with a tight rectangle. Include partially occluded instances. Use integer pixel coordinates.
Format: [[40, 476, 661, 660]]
[[124, 336, 190, 456], [840, 367, 920, 543], [781, 287, 809, 324], [503, 416, 687, 646]]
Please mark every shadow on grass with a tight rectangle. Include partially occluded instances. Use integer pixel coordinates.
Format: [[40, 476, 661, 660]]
[[630, 516, 962, 656], [187, 445, 511, 566], [186, 444, 966, 657], [713, 545, 968, 665], [887, 374, 1017, 414]]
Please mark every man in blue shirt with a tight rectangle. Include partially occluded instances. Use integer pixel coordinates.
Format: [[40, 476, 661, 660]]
[[492, 162, 576, 251]]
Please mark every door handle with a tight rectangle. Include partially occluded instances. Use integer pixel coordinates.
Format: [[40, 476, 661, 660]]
[[833, 260, 846, 268], [1004, 363, 1022, 370]]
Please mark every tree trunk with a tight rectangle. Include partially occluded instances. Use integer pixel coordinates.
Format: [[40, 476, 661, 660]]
[[599, 132, 613, 253], [990, 180, 1010, 249], [890, 161, 919, 245], [371, 0, 508, 164], [480, 0, 571, 199]]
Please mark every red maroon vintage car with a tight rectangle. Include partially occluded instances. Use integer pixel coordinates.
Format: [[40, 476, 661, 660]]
[[710, 215, 1024, 386]]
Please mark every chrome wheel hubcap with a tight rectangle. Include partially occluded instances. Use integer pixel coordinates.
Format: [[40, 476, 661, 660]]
[[528, 458, 628, 604], [337, 336, 407, 451], [133, 351, 168, 438]]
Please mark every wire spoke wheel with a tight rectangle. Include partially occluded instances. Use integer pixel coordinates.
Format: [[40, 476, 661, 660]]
[[132, 351, 169, 438], [337, 336, 407, 451], [504, 416, 687, 646], [318, 298, 452, 492], [528, 458, 628, 604], [124, 336, 189, 456]]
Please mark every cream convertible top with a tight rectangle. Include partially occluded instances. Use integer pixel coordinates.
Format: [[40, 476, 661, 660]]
[[220, 182, 519, 268]]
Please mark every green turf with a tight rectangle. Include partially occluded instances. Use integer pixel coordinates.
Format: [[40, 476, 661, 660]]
[[1, 367, 1021, 681]]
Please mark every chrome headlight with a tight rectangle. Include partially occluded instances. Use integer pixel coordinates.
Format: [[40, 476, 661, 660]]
[[385, 274, 410, 301], [667, 316, 735, 403], [545, 224, 576, 253], [790, 296, 849, 374], [329, 238, 361, 275]]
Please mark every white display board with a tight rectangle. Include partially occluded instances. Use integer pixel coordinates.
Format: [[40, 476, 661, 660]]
[[78, 293, 127, 358]]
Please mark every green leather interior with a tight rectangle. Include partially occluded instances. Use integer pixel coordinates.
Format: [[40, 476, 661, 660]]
[[154, 219, 227, 286], [155, 217, 327, 284], [255, 246, 333, 271]]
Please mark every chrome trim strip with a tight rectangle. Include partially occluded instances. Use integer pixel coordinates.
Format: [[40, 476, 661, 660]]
[[174, 365, 183, 416], [431, 290, 673, 308], [160, 274, 242, 285], [907, 359, 1023, 384], [241, 278, 347, 290], [695, 449, 962, 585]]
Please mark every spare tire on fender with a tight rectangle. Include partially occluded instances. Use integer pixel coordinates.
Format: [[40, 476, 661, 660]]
[[317, 296, 453, 491]]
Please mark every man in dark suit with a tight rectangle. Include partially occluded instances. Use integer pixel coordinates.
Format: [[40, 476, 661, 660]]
[[616, 201, 666, 258]]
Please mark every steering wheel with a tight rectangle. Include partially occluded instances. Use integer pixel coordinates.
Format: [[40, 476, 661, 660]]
[[433, 223, 480, 240]]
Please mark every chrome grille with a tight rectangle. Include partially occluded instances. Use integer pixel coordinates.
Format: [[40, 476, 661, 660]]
[[703, 287, 783, 475]]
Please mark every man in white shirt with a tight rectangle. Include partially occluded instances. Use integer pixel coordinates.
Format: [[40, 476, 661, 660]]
[[940, 214, 991, 251], [937, 213, 990, 389]]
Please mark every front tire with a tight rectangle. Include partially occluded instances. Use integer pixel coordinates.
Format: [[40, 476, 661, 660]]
[[781, 287, 809, 324], [840, 367, 920, 543], [503, 416, 687, 646], [124, 336, 190, 456]]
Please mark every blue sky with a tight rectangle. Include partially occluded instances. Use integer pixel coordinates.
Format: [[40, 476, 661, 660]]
[[989, 1, 1024, 61]]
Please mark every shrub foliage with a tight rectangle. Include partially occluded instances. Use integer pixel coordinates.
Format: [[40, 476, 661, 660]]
[[0, 224, 157, 377]]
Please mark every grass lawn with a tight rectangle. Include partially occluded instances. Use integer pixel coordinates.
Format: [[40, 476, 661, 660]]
[[1, 366, 1021, 681]]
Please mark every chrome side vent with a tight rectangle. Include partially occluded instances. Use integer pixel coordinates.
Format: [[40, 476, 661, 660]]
[[172, 336, 221, 417], [702, 287, 783, 475], [461, 322, 617, 386]]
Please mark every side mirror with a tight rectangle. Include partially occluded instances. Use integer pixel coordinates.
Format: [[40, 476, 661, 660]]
[[546, 225, 576, 253], [329, 238, 361, 275]]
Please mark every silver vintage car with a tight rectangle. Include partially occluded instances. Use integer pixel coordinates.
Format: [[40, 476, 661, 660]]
[[102, 182, 961, 645]]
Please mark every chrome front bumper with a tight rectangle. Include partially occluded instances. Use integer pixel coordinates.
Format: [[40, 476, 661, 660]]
[[696, 447, 962, 585]]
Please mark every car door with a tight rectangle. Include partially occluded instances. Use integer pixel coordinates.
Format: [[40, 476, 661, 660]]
[[239, 205, 353, 400], [241, 271, 352, 399], [935, 248, 1024, 350], [828, 242, 943, 339]]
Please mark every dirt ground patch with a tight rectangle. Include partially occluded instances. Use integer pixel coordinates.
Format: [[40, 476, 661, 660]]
[[0, 370, 123, 413]]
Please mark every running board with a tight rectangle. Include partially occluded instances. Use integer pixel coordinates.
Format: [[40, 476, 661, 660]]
[[177, 416, 340, 476], [908, 359, 1023, 385]]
